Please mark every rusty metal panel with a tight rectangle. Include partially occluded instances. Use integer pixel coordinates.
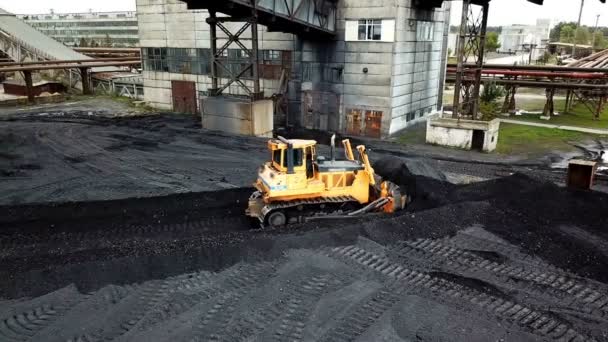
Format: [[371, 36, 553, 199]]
[[364, 110, 383, 138], [171, 80, 197, 114], [345, 108, 363, 136], [567, 160, 597, 190]]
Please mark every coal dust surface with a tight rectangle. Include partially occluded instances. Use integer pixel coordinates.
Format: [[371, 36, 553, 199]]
[[1, 111, 608, 341]]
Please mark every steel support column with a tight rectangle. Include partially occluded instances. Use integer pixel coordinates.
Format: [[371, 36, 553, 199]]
[[452, 0, 490, 119], [206, 13, 262, 99], [23, 70, 34, 104], [80, 67, 91, 95], [208, 11, 219, 92]]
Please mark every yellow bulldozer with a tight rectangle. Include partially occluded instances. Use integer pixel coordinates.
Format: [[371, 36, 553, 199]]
[[246, 135, 408, 227]]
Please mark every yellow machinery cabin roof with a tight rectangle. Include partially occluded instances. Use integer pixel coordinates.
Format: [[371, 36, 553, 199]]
[[269, 139, 317, 149]]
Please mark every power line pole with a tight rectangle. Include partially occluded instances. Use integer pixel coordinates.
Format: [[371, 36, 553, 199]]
[[592, 14, 601, 49], [572, 0, 585, 57]]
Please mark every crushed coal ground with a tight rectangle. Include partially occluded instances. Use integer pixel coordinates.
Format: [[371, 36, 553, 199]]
[[2, 112, 608, 341]]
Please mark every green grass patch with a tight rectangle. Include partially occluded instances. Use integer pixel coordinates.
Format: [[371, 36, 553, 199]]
[[496, 123, 596, 155], [395, 125, 427, 145], [508, 102, 608, 130]]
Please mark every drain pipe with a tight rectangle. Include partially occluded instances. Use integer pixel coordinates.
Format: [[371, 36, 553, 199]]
[[330, 134, 336, 162]]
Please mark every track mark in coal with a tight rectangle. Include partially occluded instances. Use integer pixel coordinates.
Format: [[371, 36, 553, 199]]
[[396, 238, 608, 319], [318, 284, 404, 342], [184, 262, 278, 341], [325, 244, 594, 341], [0, 290, 85, 342], [270, 274, 338, 342]]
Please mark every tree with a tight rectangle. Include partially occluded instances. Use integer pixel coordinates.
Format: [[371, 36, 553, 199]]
[[575, 27, 591, 45], [485, 32, 501, 52], [560, 25, 575, 44], [593, 31, 608, 49], [103, 34, 112, 47], [79, 37, 88, 48], [551, 22, 577, 42]]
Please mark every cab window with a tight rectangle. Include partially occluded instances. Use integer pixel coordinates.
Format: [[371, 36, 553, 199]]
[[273, 150, 282, 166], [293, 148, 303, 167]]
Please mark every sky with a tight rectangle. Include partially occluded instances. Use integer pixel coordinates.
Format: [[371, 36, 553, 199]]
[[0, 0, 607, 28], [450, 0, 608, 27]]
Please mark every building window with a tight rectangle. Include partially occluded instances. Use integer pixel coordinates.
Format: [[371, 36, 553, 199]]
[[302, 62, 312, 81], [417, 21, 434, 41], [358, 19, 382, 41]]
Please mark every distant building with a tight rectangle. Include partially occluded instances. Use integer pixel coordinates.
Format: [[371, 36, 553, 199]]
[[17, 11, 138, 47], [499, 19, 551, 60], [137, 0, 452, 138]]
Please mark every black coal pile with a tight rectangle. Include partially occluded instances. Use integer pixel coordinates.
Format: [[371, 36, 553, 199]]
[[374, 156, 456, 211], [377, 156, 608, 283]]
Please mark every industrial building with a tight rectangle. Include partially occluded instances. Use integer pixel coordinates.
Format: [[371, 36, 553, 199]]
[[499, 19, 552, 60], [17, 11, 139, 47], [137, 0, 451, 138]]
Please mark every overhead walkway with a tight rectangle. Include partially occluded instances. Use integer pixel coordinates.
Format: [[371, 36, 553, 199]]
[[0, 8, 88, 62], [180, 0, 337, 37]]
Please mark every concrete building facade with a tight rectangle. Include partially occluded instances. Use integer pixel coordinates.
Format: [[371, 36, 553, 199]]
[[136, 0, 451, 138], [18, 11, 139, 47]]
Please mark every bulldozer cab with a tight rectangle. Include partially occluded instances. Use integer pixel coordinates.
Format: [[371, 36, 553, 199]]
[[268, 138, 317, 178]]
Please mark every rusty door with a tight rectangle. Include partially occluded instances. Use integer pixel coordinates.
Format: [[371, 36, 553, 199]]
[[345, 109, 363, 136], [171, 81, 197, 114], [364, 110, 383, 138]]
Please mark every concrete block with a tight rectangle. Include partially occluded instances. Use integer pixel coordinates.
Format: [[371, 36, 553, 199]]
[[426, 118, 500, 152], [201, 97, 273, 137]]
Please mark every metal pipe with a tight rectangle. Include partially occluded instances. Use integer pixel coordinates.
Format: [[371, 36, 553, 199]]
[[0, 61, 140, 73], [277, 136, 294, 174], [446, 67, 607, 79], [445, 77, 608, 89], [330, 134, 336, 162], [0, 57, 139, 67], [446, 63, 608, 73]]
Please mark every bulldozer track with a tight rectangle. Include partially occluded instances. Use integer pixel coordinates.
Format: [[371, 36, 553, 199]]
[[260, 196, 359, 224], [325, 244, 595, 341]]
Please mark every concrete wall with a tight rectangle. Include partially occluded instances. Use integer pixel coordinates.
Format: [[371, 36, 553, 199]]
[[388, 0, 449, 135]]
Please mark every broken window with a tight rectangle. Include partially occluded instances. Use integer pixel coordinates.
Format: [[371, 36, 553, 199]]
[[357, 19, 382, 41]]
